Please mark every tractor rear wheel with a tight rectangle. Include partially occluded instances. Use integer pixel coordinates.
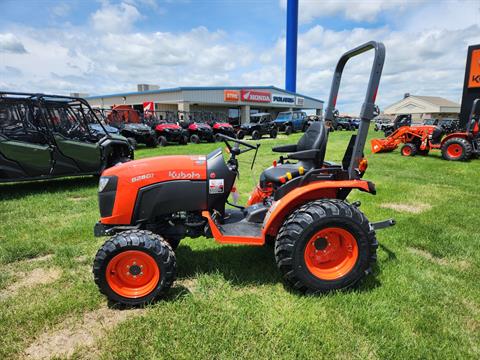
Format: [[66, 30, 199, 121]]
[[274, 199, 377, 294], [93, 230, 176, 306], [401, 143, 417, 156], [441, 138, 472, 161]]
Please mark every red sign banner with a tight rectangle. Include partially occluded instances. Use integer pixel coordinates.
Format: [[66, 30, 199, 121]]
[[240, 90, 271, 103], [143, 101, 154, 113], [224, 90, 240, 102]]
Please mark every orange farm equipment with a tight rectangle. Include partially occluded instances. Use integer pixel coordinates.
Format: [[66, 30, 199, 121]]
[[371, 99, 480, 161]]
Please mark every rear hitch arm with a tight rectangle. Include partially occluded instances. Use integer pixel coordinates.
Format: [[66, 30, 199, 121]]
[[371, 219, 396, 230]]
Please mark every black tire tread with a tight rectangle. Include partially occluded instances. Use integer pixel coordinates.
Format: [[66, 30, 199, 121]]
[[441, 137, 472, 161], [93, 230, 176, 305], [274, 199, 377, 294]]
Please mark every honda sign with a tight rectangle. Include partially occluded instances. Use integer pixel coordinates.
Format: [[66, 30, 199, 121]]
[[241, 90, 271, 103], [143, 101, 154, 114]]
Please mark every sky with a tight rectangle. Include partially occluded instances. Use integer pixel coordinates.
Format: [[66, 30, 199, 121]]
[[0, 0, 479, 113]]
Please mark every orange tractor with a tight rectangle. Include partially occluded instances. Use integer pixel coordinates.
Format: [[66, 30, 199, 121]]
[[371, 99, 480, 161], [92, 42, 396, 306]]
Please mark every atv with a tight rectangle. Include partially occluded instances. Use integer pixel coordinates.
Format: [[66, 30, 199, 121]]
[[92, 41, 394, 306], [146, 111, 188, 146], [107, 105, 158, 149], [0, 92, 133, 183], [237, 112, 277, 140], [205, 112, 236, 142], [179, 111, 215, 144]]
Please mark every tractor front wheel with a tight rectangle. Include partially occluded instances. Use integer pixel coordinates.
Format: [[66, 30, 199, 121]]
[[441, 138, 472, 161], [401, 143, 417, 156], [274, 199, 377, 294], [93, 230, 176, 306]]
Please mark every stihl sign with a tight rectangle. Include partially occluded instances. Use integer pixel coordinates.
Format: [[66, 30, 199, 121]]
[[224, 90, 240, 102], [241, 90, 271, 103]]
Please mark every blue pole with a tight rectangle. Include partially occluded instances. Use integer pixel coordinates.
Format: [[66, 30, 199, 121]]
[[285, 0, 298, 93]]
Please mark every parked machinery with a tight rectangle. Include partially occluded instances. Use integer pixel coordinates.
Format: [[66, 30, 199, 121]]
[[237, 112, 278, 140], [145, 111, 188, 146], [371, 99, 480, 161], [106, 105, 157, 149], [204, 111, 236, 141], [91, 41, 395, 306], [178, 111, 215, 144], [0, 92, 133, 182]]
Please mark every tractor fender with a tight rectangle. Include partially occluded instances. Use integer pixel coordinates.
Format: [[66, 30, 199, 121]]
[[441, 132, 469, 144], [262, 180, 374, 237]]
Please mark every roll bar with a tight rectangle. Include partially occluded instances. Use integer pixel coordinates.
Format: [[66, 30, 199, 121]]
[[324, 41, 386, 179]]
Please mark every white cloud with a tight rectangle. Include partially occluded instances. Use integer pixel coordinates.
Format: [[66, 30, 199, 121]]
[[0, 33, 27, 53], [1, 0, 479, 115], [91, 1, 142, 33], [280, 0, 426, 24]]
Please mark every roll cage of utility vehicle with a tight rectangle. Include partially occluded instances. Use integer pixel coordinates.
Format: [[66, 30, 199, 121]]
[[0, 92, 133, 182], [92, 41, 395, 306]]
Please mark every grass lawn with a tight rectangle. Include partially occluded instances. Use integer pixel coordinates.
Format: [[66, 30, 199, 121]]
[[1, 129, 479, 359]]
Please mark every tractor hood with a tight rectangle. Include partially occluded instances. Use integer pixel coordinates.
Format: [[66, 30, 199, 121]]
[[102, 155, 207, 182]]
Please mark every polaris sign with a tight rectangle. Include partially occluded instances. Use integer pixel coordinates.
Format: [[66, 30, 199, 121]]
[[272, 94, 295, 105]]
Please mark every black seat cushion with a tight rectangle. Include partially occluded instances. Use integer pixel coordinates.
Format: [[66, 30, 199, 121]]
[[260, 163, 306, 184], [260, 122, 328, 185]]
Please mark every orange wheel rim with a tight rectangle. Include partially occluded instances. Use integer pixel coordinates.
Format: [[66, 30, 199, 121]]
[[304, 227, 359, 280], [447, 143, 463, 158], [402, 146, 411, 156], [106, 250, 160, 298]]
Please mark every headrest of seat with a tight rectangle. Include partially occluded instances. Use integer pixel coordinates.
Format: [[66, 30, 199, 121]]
[[296, 121, 328, 165]]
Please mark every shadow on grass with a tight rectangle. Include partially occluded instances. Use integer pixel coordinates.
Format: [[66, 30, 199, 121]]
[[175, 244, 279, 287], [172, 243, 383, 295], [0, 176, 98, 200]]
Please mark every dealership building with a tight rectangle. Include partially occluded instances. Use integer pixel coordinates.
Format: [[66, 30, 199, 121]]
[[85, 85, 323, 124]]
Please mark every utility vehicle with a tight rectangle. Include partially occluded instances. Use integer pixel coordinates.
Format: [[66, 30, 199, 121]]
[[274, 110, 308, 134], [107, 105, 158, 149], [205, 112, 236, 141], [92, 42, 395, 306], [178, 111, 215, 144], [0, 92, 133, 182], [237, 112, 277, 140], [334, 116, 353, 131], [146, 111, 188, 146]]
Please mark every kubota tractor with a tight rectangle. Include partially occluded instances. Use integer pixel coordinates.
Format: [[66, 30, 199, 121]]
[[92, 42, 395, 306], [371, 99, 480, 161]]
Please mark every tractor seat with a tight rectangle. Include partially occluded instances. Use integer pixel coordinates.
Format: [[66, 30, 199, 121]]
[[260, 122, 328, 185], [430, 126, 444, 144]]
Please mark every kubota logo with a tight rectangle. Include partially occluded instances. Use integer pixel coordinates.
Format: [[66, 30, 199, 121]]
[[168, 171, 201, 179], [472, 75, 480, 84]]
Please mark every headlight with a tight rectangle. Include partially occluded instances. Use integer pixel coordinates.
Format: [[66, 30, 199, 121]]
[[98, 177, 110, 192]]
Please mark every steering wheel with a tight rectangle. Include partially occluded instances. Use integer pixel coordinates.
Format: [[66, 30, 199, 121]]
[[217, 133, 258, 157]]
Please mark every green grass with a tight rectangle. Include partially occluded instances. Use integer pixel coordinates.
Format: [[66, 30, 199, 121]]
[[1, 130, 479, 359]]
